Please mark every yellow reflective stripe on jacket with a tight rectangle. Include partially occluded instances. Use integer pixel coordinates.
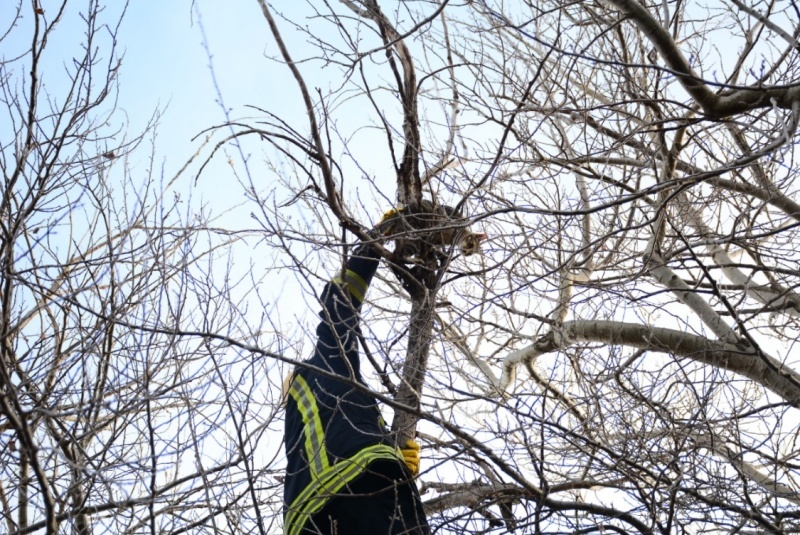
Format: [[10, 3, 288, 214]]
[[288, 375, 330, 477], [284, 443, 403, 535], [332, 269, 368, 303]]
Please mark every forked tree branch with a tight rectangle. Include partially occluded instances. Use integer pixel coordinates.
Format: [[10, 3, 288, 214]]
[[606, 0, 800, 118], [341, 0, 423, 205], [257, 0, 365, 236]]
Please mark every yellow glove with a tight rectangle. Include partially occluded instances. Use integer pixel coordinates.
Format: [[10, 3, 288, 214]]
[[378, 206, 404, 236], [380, 207, 400, 224], [401, 439, 421, 476]]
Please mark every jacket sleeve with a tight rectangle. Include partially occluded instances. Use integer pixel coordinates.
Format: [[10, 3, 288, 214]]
[[312, 242, 381, 378]]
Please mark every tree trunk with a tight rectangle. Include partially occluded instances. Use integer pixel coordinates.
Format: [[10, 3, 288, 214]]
[[391, 264, 438, 446]]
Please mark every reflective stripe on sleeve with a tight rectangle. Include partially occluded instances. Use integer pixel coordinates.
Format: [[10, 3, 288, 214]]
[[332, 269, 368, 303], [288, 375, 330, 478], [284, 443, 404, 535]]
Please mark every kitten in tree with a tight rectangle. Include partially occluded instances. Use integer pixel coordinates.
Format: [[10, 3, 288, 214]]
[[377, 200, 486, 264]]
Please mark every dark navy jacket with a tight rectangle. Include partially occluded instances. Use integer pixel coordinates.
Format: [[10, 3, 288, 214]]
[[283, 243, 429, 535]]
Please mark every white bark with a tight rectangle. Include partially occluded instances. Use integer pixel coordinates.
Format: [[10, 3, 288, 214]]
[[646, 254, 742, 345], [692, 435, 800, 505], [482, 320, 800, 405], [676, 192, 800, 320]]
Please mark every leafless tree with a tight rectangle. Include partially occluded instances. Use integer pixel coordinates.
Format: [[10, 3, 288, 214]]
[[8, 0, 800, 533], [0, 2, 288, 533], [247, 0, 800, 533]]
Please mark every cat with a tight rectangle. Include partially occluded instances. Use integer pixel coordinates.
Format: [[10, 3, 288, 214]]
[[377, 200, 486, 262]]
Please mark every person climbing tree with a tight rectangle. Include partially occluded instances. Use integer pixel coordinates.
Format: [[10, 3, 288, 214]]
[[283, 235, 431, 535]]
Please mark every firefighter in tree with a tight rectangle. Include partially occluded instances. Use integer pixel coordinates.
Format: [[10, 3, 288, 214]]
[[283, 237, 431, 535]]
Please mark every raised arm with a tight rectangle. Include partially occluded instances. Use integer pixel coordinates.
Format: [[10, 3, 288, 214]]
[[312, 242, 381, 378]]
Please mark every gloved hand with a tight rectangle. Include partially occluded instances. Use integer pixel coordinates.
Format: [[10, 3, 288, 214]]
[[379, 206, 401, 225], [401, 439, 421, 476], [377, 206, 403, 236]]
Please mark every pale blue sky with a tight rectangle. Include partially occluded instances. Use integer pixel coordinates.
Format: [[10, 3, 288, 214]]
[[1, 0, 454, 326], [118, 2, 304, 203], [110, 1, 398, 226]]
